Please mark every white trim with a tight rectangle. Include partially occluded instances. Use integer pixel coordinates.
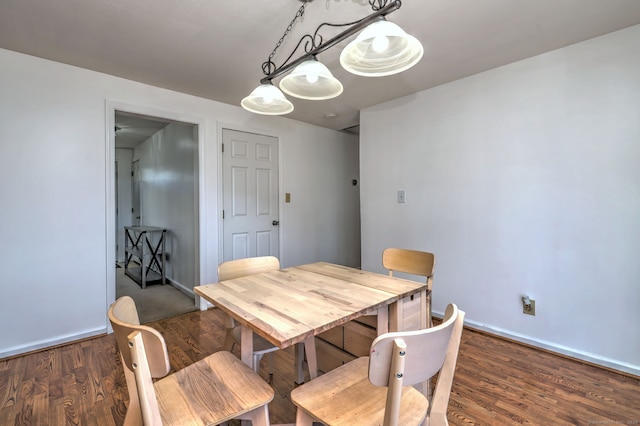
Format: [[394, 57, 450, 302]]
[[196, 116, 207, 287], [105, 102, 116, 334], [216, 122, 225, 272], [168, 278, 196, 299], [0, 327, 107, 359], [433, 310, 640, 377]]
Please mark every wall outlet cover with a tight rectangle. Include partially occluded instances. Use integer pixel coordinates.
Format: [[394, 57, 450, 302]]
[[523, 299, 536, 316]]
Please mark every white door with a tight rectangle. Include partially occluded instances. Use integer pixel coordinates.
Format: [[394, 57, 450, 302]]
[[222, 129, 279, 261]]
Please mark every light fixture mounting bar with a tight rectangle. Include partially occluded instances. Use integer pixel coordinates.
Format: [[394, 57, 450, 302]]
[[259, 0, 402, 84]]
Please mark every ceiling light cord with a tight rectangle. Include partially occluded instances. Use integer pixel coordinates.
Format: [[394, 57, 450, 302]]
[[370, 0, 393, 12], [258, 0, 401, 85], [262, 4, 307, 76], [242, 0, 422, 115], [262, 1, 396, 79]]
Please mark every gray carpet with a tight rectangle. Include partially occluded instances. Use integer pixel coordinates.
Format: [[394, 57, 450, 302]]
[[116, 265, 197, 324]]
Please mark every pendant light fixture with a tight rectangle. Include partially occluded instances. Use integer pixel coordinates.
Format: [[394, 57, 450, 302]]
[[241, 0, 422, 116], [241, 83, 294, 115], [280, 57, 343, 100], [340, 18, 424, 77]]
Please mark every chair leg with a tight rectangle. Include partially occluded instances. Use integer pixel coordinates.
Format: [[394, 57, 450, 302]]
[[426, 293, 433, 329], [248, 404, 270, 426], [253, 353, 263, 375], [267, 352, 274, 384], [295, 408, 316, 426], [223, 328, 235, 352]]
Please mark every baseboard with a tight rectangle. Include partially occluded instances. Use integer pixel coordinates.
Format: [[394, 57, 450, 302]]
[[0, 327, 106, 360], [167, 278, 196, 300], [7, 306, 635, 378], [3, 279, 197, 359], [433, 310, 640, 377]]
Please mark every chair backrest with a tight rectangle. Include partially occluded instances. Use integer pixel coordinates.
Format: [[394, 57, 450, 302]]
[[382, 248, 435, 290], [108, 296, 171, 425], [218, 256, 280, 281], [128, 329, 166, 425], [108, 296, 171, 377], [368, 303, 465, 425]]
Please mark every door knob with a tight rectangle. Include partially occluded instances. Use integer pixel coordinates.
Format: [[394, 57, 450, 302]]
[[272, 220, 279, 226]]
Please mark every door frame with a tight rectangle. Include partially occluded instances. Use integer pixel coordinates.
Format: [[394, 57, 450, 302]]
[[105, 100, 206, 329], [216, 123, 284, 268]]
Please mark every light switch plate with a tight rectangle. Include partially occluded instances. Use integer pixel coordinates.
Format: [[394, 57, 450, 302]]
[[397, 190, 406, 203]]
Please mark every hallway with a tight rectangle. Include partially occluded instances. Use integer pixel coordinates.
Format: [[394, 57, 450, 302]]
[[116, 263, 196, 323]]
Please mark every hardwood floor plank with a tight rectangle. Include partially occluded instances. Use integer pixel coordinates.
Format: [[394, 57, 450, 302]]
[[0, 373, 20, 410], [0, 308, 638, 425]]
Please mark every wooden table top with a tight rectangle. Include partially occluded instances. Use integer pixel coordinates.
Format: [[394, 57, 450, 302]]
[[293, 262, 427, 298], [194, 262, 427, 349]]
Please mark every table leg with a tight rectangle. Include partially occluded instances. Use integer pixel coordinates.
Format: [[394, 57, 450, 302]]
[[420, 290, 428, 329], [390, 289, 430, 401], [303, 336, 318, 380], [240, 325, 254, 369], [389, 299, 403, 332], [295, 343, 305, 385], [376, 306, 389, 335], [295, 337, 318, 384], [240, 326, 256, 426], [417, 289, 430, 399], [389, 289, 428, 332], [380, 294, 443, 375]]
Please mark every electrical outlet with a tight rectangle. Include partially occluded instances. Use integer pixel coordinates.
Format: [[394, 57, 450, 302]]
[[523, 299, 536, 316]]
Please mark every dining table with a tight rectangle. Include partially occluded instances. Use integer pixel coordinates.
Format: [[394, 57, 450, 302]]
[[194, 261, 430, 382]]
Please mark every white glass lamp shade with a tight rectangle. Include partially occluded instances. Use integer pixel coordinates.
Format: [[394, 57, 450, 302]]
[[241, 83, 294, 115], [279, 59, 344, 100], [340, 19, 424, 77]]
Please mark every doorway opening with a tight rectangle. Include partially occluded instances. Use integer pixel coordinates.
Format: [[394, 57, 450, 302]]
[[113, 110, 199, 323]]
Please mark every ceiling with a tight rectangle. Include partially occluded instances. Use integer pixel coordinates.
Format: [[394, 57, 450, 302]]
[[114, 112, 172, 149], [2, 0, 640, 132]]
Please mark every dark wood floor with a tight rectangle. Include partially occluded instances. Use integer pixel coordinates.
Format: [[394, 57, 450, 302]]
[[1, 307, 638, 425]]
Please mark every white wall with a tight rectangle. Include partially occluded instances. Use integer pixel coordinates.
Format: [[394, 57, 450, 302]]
[[281, 127, 361, 267], [360, 25, 640, 375], [134, 122, 198, 291], [0, 48, 359, 358]]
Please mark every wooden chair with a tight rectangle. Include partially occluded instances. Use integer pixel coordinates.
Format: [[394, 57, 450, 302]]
[[291, 303, 464, 426], [108, 296, 274, 426], [383, 248, 436, 328], [218, 256, 282, 382]]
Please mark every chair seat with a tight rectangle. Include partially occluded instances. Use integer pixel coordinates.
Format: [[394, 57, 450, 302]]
[[154, 351, 274, 425], [231, 326, 280, 354], [291, 357, 428, 426]]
